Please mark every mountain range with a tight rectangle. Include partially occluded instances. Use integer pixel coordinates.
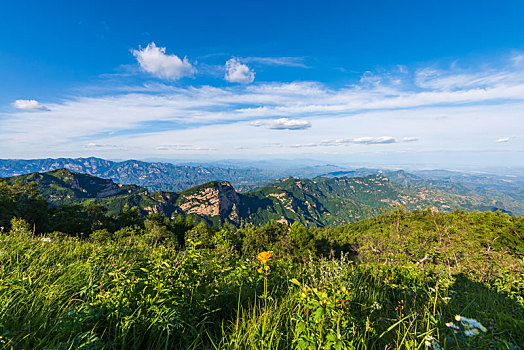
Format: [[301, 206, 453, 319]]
[[4, 168, 512, 227], [2, 157, 523, 217], [0, 157, 279, 192]]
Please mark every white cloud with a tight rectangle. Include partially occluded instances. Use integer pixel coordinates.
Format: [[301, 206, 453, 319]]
[[243, 56, 309, 68], [225, 58, 255, 84], [287, 136, 416, 148], [132, 42, 195, 80], [352, 136, 396, 144], [2, 52, 524, 161], [320, 136, 400, 145], [85, 143, 126, 150], [12, 99, 49, 111], [496, 137, 510, 143], [155, 144, 214, 151], [250, 118, 311, 130]]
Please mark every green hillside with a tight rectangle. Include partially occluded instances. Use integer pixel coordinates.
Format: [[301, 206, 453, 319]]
[[239, 175, 505, 226], [4, 170, 513, 228], [326, 169, 524, 215]]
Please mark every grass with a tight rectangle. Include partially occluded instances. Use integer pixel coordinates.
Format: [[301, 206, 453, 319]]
[[0, 227, 522, 350]]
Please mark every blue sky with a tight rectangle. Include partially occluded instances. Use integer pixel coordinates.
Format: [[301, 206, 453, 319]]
[[1, 0, 524, 168]]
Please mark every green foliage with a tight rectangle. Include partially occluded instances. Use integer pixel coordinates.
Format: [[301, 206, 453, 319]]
[[90, 228, 113, 243], [9, 217, 32, 237], [0, 176, 523, 349], [6, 169, 520, 231]]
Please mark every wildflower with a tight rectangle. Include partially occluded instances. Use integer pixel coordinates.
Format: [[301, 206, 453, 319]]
[[424, 335, 443, 350], [372, 301, 382, 310], [464, 329, 479, 337], [256, 251, 272, 264], [455, 315, 487, 333], [257, 267, 263, 273], [445, 322, 459, 331], [41, 237, 52, 242], [264, 264, 270, 271], [447, 315, 487, 338]]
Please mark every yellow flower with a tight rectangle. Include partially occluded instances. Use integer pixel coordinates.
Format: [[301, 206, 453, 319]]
[[264, 264, 270, 270], [257, 267, 263, 273], [256, 251, 272, 265]]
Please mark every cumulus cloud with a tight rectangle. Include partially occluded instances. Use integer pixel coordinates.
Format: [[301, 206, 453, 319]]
[[2, 52, 523, 159], [225, 58, 255, 84], [250, 118, 311, 130], [132, 42, 195, 80], [12, 99, 49, 111], [496, 137, 510, 143]]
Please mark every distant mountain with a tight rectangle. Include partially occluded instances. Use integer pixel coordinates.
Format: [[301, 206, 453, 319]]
[[0, 157, 280, 192], [323, 169, 524, 215], [5, 169, 509, 227], [239, 175, 509, 226]]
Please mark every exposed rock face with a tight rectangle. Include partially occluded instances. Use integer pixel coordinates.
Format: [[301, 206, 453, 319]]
[[95, 181, 128, 198], [178, 182, 240, 220]]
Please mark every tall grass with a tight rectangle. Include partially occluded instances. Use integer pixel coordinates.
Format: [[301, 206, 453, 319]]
[[0, 231, 522, 349]]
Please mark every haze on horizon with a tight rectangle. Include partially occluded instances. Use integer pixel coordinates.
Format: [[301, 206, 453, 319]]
[[1, 0, 523, 169]]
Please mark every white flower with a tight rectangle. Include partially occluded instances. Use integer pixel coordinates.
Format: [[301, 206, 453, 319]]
[[424, 335, 442, 349], [464, 329, 479, 337], [372, 301, 382, 310], [454, 315, 487, 332], [446, 322, 459, 330], [424, 335, 435, 346], [41, 237, 52, 242]]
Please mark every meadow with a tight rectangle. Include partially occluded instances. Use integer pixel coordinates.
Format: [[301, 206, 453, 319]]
[[0, 209, 522, 349]]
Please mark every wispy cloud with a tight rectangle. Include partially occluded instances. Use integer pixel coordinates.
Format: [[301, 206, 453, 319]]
[[155, 144, 215, 151], [12, 99, 49, 111], [132, 42, 195, 80], [224, 58, 255, 84], [311, 136, 417, 147], [496, 137, 510, 143], [352, 136, 396, 144], [85, 143, 127, 150], [243, 56, 309, 68], [250, 118, 311, 130], [2, 52, 524, 159]]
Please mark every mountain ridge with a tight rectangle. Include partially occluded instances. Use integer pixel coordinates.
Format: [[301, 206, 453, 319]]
[[5, 168, 512, 227]]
